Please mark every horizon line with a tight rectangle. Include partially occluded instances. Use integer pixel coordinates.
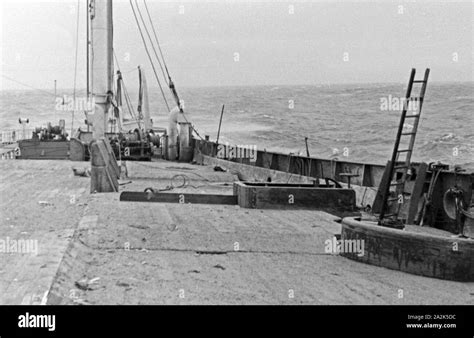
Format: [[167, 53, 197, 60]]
[[1, 79, 473, 93]]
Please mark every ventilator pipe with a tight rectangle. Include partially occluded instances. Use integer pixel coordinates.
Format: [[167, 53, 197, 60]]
[[167, 106, 180, 160]]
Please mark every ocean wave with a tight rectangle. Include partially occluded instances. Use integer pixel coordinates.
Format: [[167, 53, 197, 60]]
[[2, 84, 472, 169]]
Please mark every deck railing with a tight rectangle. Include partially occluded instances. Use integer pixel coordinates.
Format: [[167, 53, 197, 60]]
[[0, 129, 34, 145]]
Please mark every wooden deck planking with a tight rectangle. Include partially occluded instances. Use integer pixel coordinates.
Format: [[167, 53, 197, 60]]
[[0, 160, 89, 304], [0, 159, 472, 305]]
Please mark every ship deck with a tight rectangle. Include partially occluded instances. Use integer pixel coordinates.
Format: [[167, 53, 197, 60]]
[[0, 159, 473, 305]]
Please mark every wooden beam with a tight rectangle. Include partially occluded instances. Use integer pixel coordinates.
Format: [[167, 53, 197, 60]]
[[120, 192, 238, 205], [255, 188, 355, 210], [234, 182, 358, 217]]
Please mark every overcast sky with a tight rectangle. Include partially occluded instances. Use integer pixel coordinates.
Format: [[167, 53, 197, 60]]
[[1, 0, 472, 91]]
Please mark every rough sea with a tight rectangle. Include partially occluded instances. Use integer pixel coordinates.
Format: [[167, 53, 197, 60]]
[[1, 82, 473, 169]]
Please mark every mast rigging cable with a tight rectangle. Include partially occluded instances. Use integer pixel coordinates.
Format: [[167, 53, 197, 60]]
[[129, 0, 170, 111], [129, 0, 205, 140], [135, 0, 169, 87], [142, 0, 182, 110]]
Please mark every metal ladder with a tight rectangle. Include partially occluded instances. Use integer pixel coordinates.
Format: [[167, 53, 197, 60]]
[[378, 68, 430, 225]]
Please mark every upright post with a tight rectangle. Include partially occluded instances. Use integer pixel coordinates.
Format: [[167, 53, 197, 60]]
[[216, 104, 225, 144], [89, 0, 117, 192], [90, 0, 113, 139]]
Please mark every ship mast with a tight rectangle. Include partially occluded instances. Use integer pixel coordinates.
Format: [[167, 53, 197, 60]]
[[89, 0, 117, 193], [89, 0, 113, 139], [86, 0, 90, 100]]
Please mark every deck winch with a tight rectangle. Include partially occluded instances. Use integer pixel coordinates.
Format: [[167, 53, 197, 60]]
[[32, 120, 68, 141], [109, 128, 160, 161]]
